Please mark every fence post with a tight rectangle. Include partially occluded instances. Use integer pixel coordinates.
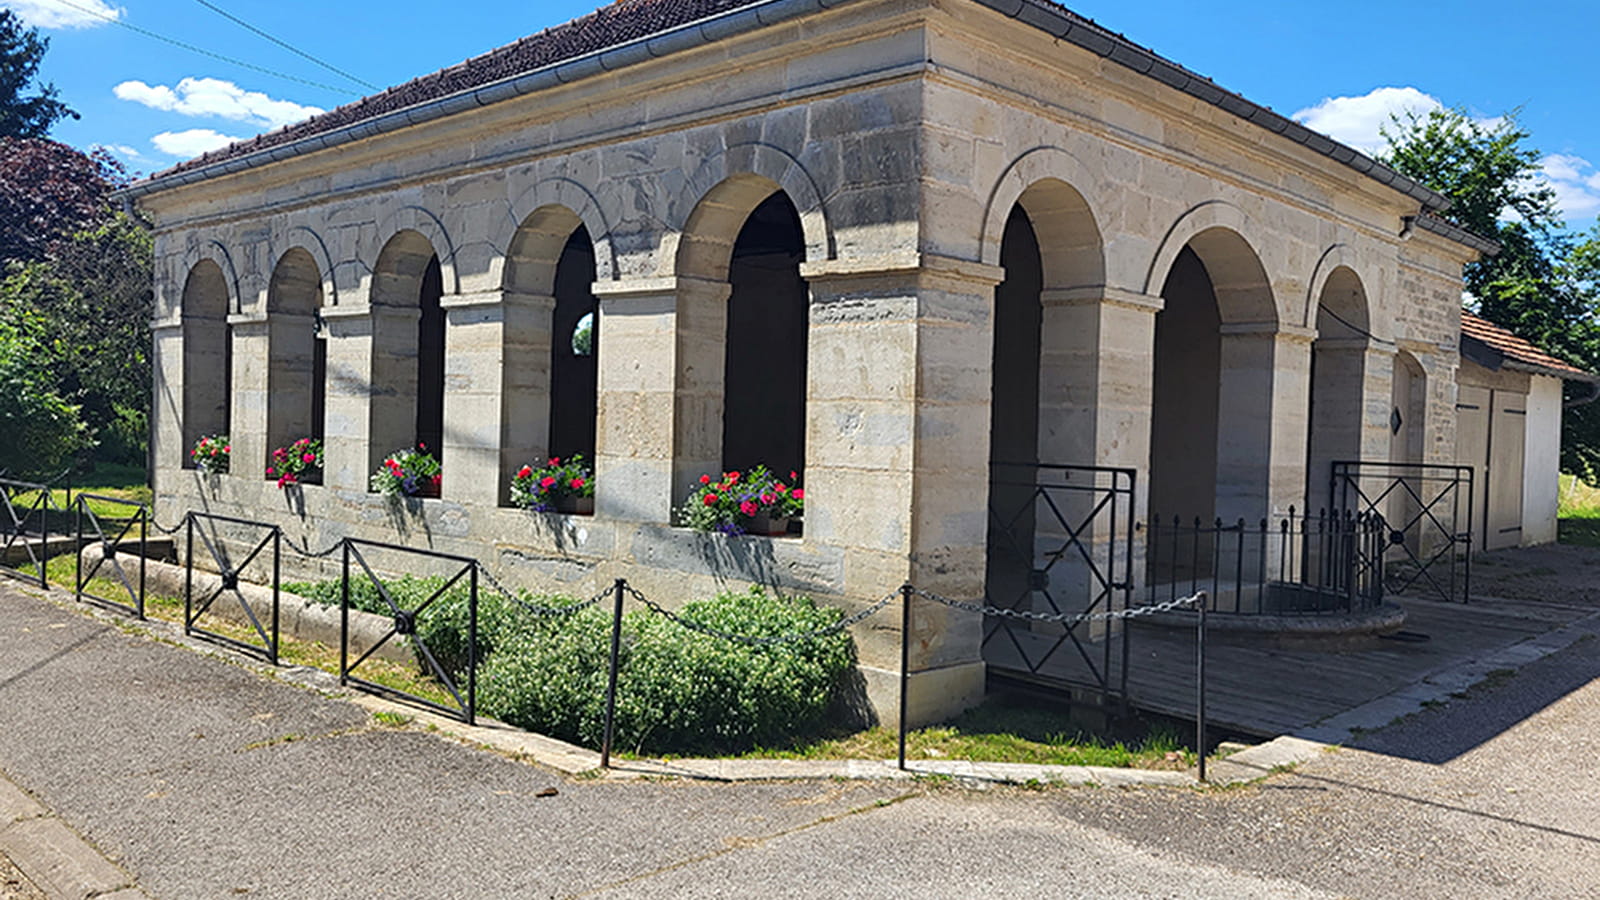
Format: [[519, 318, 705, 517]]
[[183, 515, 194, 635], [339, 540, 350, 686], [467, 563, 478, 726], [136, 504, 147, 619], [1196, 589, 1208, 784], [73, 495, 83, 602], [898, 582, 913, 772], [600, 578, 626, 769]]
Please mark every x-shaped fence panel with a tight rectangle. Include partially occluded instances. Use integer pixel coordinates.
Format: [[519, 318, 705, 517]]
[[75, 494, 147, 618], [185, 513, 281, 663], [341, 538, 479, 724], [1332, 462, 1472, 603], [981, 462, 1136, 700], [1, 477, 62, 588]]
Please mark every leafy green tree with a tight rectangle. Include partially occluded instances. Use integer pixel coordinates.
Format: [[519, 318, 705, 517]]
[[0, 313, 88, 476], [0, 10, 75, 139]]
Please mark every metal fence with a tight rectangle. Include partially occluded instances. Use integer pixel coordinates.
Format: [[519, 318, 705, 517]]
[[1332, 461, 1473, 603], [0, 476, 66, 588], [74, 494, 148, 618], [1144, 508, 1386, 616], [185, 512, 282, 664]]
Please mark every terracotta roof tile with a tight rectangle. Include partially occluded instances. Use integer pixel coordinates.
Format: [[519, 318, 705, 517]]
[[1460, 310, 1596, 381]]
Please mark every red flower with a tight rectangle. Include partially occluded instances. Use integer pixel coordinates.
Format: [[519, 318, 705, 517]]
[[431, 474, 442, 486], [699, 474, 712, 485], [518, 466, 533, 479], [266, 467, 275, 476], [569, 477, 585, 489], [302, 452, 317, 464], [789, 471, 797, 480], [774, 483, 787, 494], [792, 489, 804, 500], [728, 471, 741, 481], [761, 493, 774, 504], [418, 442, 427, 450], [739, 501, 758, 516], [540, 476, 557, 488], [703, 493, 719, 506], [222, 445, 231, 453], [548, 457, 560, 466]]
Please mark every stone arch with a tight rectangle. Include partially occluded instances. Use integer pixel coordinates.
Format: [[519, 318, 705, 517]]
[[371, 230, 441, 308], [1314, 265, 1370, 340], [981, 147, 1106, 289], [1144, 202, 1277, 326], [669, 142, 831, 277], [373, 205, 457, 295], [179, 240, 240, 315], [1307, 265, 1378, 508], [498, 177, 617, 287], [367, 229, 446, 476], [180, 259, 232, 465], [267, 247, 324, 316], [282, 226, 339, 306]]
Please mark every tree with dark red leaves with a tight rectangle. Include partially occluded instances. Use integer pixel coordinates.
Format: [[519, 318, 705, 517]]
[[0, 137, 121, 265]]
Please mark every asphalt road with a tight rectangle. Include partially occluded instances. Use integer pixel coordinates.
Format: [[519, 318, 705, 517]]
[[2, 580, 1597, 898]]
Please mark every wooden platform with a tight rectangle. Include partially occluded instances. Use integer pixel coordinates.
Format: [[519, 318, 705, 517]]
[[983, 594, 1595, 737]]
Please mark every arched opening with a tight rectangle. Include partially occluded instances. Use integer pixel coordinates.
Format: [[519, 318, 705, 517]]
[[266, 249, 324, 481], [549, 227, 598, 463], [181, 260, 231, 467], [722, 191, 807, 480], [369, 230, 444, 481], [1150, 246, 1223, 524], [1306, 267, 1371, 509]]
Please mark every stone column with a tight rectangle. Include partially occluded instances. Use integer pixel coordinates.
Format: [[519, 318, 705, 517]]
[[1036, 286, 1162, 632], [440, 290, 554, 508], [149, 315, 184, 511], [1307, 336, 1395, 510], [591, 277, 729, 523], [803, 255, 1003, 726], [227, 313, 269, 484], [1216, 323, 1315, 524]]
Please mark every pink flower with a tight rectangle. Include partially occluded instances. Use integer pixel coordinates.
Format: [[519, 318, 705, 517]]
[[739, 501, 758, 516], [761, 493, 774, 504], [791, 489, 804, 500], [431, 474, 442, 486], [302, 452, 316, 464], [540, 476, 557, 489], [266, 467, 275, 476], [569, 477, 585, 490], [548, 457, 560, 466], [223, 445, 231, 453], [789, 471, 797, 480]]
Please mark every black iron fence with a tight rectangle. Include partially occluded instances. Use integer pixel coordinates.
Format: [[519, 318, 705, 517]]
[[1144, 508, 1386, 615], [0, 475, 67, 588], [185, 512, 282, 664], [1332, 461, 1472, 603], [74, 494, 148, 618]]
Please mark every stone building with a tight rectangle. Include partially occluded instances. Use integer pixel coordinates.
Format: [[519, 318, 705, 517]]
[[122, 0, 1507, 722]]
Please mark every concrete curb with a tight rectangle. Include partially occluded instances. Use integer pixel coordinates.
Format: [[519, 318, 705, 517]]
[[0, 771, 145, 900]]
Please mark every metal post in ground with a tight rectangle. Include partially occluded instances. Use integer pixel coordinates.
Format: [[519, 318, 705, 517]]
[[1197, 590, 1208, 784], [183, 515, 195, 635], [270, 529, 281, 666], [898, 582, 913, 772], [339, 541, 350, 686], [600, 578, 626, 769], [73, 496, 84, 602], [467, 563, 479, 726]]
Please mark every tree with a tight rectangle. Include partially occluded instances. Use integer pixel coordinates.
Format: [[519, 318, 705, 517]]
[[0, 10, 75, 139], [0, 137, 120, 264], [0, 313, 88, 476], [1382, 109, 1600, 477]]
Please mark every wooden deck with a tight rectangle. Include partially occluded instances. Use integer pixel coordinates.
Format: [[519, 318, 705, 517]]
[[983, 594, 1595, 737]]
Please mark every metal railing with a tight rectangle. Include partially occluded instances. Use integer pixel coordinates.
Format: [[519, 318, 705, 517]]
[[1143, 508, 1385, 615], [185, 512, 282, 664], [1332, 461, 1472, 603], [74, 494, 148, 618], [1, 476, 66, 588]]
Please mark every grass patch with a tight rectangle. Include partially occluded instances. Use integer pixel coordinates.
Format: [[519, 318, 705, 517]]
[[1559, 473, 1600, 547], [5, 464, 151, 520], [739, 698, 1193, 770]]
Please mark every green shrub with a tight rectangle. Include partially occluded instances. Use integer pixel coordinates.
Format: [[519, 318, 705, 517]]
[[479, 586, 854, 755]]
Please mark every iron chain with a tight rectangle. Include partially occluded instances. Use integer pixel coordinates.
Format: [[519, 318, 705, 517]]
[[911, 587, 1202, 626], [283, 534, 344, 559], [624, 583, 895, 647], [479, 565, 610, 618]]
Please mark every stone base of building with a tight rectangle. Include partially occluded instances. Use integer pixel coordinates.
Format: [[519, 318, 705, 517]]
[[859, 660, 988, 730]]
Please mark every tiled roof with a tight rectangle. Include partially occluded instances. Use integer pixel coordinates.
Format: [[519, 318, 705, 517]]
[[158, 0, 752, 177], [1460, 311, 1597, 382]]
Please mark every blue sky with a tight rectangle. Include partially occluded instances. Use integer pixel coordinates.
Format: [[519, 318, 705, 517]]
[[11, 0, 1599, 232]]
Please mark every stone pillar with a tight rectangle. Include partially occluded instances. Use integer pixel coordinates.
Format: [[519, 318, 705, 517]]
[[227, 313, 269, 483], [591, 277, 729, 523], [149, 315, 184, 509], [440, 290, 554, 507], [1216, 323, 1315, 524], [803, 255, 1003, 726], [318, 305, 421, 491], [1307, 336, 1395, 510], [1036, 286, 1162, 630]]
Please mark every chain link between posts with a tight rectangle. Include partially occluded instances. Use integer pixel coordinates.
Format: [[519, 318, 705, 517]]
[[478, 564, 612, 618], [911, 587, 1204, 625], [623, 582, 897, 647]]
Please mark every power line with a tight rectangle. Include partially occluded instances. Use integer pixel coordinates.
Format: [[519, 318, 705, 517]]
[[42, 0, 357, 96], [190, 0, 378, 92]]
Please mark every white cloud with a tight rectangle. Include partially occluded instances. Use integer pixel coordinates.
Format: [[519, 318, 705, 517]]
[[114, 77, 322, 130], [92, 142, 141, 160], [3, 0, 120, 29], [151, 128, 244, 158], [1538, 154, 1600, 221], [1291, 86, 1447, 155]]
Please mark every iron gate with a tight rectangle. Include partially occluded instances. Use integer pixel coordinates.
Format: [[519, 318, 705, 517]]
[[1, 477, 62, 588], [1332, 461, 1473, 603], [981, 462, 1136, 700], [185, 513, 282, 663]]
